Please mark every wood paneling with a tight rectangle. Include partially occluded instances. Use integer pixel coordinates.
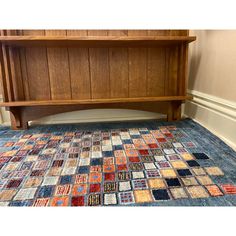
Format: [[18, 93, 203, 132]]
[[45, 30, 71, 99], [67, 30, 91, 99], [88, 30, 110, 99], [22, 30, 51, 100]]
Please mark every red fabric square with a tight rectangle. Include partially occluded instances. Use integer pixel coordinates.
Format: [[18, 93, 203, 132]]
[[165, 133, 173, 138], [71, 196, 85, 206], [129, 156, 140, 163], [138, 149, 149, 156], [104, 173, 115, 182], [117, 164, 128, 171], [89, 184, 101, 193], [148, 143, 158, 149], [157, 138, 167, 143]]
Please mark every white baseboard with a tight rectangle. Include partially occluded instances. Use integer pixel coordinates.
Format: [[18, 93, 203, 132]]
[[185, 89, 236, 151]]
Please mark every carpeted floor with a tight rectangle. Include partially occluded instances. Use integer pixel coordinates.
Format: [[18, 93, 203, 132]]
[[0, 118, 236, 206]]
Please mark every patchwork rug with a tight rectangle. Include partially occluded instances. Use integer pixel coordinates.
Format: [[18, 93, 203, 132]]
[[0, 118, 236, 206]]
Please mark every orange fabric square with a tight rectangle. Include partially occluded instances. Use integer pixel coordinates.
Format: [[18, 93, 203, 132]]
[[89, 172, 102, 183], [72, 184, 88, 196]]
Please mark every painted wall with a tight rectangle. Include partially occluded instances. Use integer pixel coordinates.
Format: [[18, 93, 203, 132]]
[[188, 30, 236, 102], [185, 30, 236, 150]]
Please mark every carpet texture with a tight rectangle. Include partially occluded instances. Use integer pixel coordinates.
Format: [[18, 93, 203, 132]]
[[0, 118, 236, 206]]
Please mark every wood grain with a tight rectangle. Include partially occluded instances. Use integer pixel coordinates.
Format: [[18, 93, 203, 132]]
[[67, 30, 91, 99], [88, 30, 110, 99], [45, 30, 71, 99]]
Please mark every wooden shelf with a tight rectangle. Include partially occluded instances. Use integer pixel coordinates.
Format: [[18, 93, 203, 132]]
[[0, 96, 192, 107], [0, 36, 196, 47]]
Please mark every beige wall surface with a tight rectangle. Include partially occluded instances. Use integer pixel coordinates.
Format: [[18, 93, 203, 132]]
[[188, 30, 236, 102]]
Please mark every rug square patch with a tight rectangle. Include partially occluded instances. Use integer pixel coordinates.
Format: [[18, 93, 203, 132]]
[[24, 177, 42, 188], [181, 177, 199, 186], [206, 185, 224, 197], [205, 167, 224, 176], [72, 184, 88, 196], [156, 161, 171, 169], [154, 155, 166, 162], [132, 171, 145, 179], [75, 174, 88, 184], [14, 188, 37, 200], [6, 179, 23, 189], [181, 153, 195, 161], [71, 196, 85, 206], [33, 198, 50, 207], [144, 163, 157, 170], [104, 182, 117, 193], [61, 167, 76, 176], [104, 173, 115, 182], [145, 169, 160, 178], [125, 149, 139, 157], [220, 184, 236, 194], [132, 179, 148, 190], [148, 178, 166, 189], [0, 189, 17, 201], [47, 167, 62, 176], [177, 169, 192, 177], [104, 193, 117, 205], [79, 158, 90, 166], [59, 175, 73, 185], [163, 149, 175, 155], [87, 194, 101, 206], [117, 172, 130, 181], [165, 178, 181, 187], [134, 190, 153, 203], [89, 172, 102, 183], [116, 156, 128, 165], [171, 161, 188, 169], [192, 153, 209, 160], [128, 156, 141, 163], [119, 181, 131, 192], [50, 196, 69, 206], [191, 167, 206, 176], [119, 191, 135, 205], [160, 169, 177, 178], [152, 189, 170, 201], [37, 186, 55, 198], [42, 176, 59, 186], [187, 186, 209, 198], [103, 157, 114, 165], [170, 188, 188, 199], [103, 164, 115, 173], [55, 184, 72, 196], [166, 154, 181, 161], [117, 164, 128, 171], [196, 175, 213, 185], [90, 165, 102, 172], [89, 183, 101, 193], [186, 160, 200, 167]]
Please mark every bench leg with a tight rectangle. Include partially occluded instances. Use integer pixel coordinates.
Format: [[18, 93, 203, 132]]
[[167, 101, 182, 121], [7, 107, 28, 130]]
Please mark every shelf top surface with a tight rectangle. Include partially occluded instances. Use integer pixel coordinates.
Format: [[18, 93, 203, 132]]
[[0, 35, 196, 47]]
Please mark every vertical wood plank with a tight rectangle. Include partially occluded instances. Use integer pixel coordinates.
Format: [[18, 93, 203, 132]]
[[165, 46, 179, 96], [108, 31, 128, 98], [45, 30, 71, 99], [128, 30, 147, 97], [88, 30, 110, 99], [23, 30, 51, 100], [67, 30, 91, 99]]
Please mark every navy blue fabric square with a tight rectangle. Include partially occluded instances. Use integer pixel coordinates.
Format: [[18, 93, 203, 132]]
[[130, 135, 141, 139], [187, 160, 200, 167], [60, 175, 73, 185], [102, 151, 113, 157], [152, 189, 170, 200], [177, 169, 192, 177], [9, 200, 33, 207], [77, 166, 89, 174], [37, 186, 54, 198], [192, 153, 209, 160], [113, 145, 123, 150], [91, 158, 103, 166], [165, 178, 181, 187], [123, 140, 132, 144]]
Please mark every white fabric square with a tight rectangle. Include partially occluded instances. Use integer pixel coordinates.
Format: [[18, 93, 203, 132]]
[[42, 176, 59, 186], [104, 193, 117, 205], [79, 158, 90, 166], [144, 163, 156, 169], [163, 149, 176, 155], [132, 171, 145, 179], [119, 181, 131, 191], [14, 188, 37, 200], [154, 155, 166, 162]]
